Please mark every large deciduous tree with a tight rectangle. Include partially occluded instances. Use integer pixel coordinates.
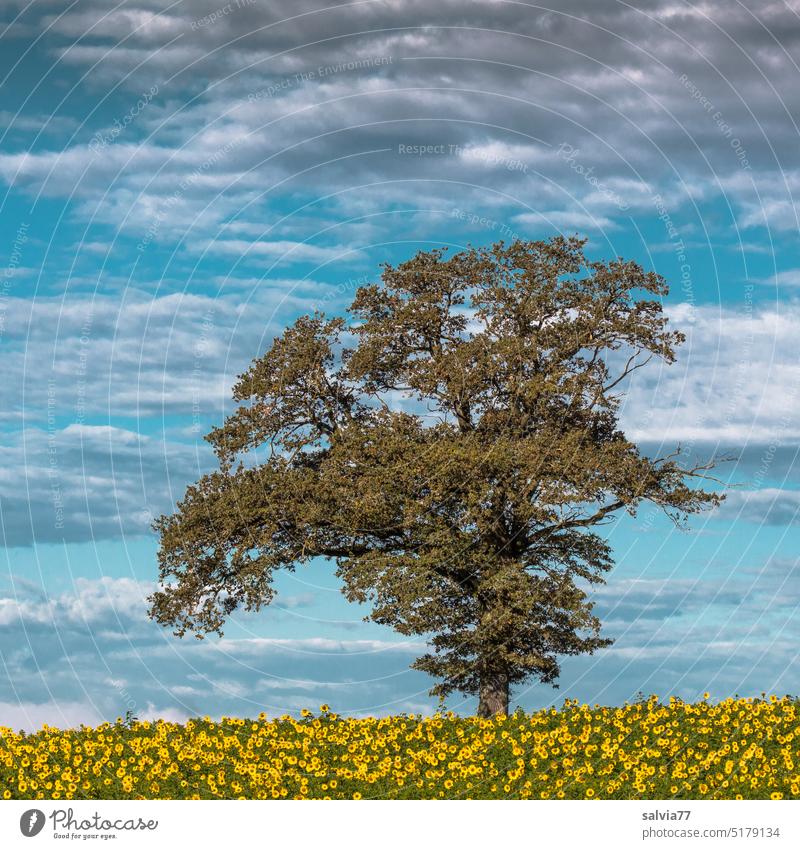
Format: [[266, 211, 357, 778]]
[[149, 237, 722, 716]]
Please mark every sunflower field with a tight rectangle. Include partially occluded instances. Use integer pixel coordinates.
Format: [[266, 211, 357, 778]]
[[1, 696, 799, 800]]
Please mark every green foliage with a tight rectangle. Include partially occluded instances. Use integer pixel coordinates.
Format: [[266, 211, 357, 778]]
[[149, 237, 722, 714]]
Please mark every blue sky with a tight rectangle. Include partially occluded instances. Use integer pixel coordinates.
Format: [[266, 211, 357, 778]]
[[1, 0, 800, 728]]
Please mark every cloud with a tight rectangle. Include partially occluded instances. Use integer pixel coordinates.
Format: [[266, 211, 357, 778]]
[[0, 424, 204, 546], [0, 111, 80, 135], [619, 302, 800, 446], [718, 488, 800, 526], [274, 592, 316, 609], [4, 0, 800, 240], [0, 575, 435, 728], [0, 294, 798, 549], [0, 701, 106, 732], [1, 0, 800, 725], [2, 558, 800, 728], [591, 577, 744, 623], [200, 239, 365, 264], [562, 556, 800, 706], [754, 268, 800, 289], [42, 7, 187, 41], [514, 210, 618, 232], [0, 289, 291, 427]]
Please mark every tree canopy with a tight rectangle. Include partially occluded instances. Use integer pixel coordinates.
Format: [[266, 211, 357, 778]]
[[149, 236, 722, 716]]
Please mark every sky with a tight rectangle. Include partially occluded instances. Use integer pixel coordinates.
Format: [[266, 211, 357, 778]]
[[1, 0, 800, 729]]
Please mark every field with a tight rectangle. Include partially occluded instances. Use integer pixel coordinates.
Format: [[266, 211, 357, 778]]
[[1, 696, 798, 800]]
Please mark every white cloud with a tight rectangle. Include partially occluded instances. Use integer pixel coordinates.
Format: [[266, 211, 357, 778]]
[[5, 0, 800, 242], [755, 268, 800, 289], [2, 0, 800, 726], [0, 294, 798, 549], [0, 576, 150, 629], [619, 302, 800, 445], [514, 210, 617, 232], [200, 239, 365, 264], [0, 701, 105, 731], [0, 424, 204, 546], [0, 575, 437, 728], [1, 561, 799, 728], [719, 489, 800, 526], [44, 8, 187, 40]]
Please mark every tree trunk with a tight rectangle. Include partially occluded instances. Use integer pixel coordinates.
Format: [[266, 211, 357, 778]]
[[477, 671, 509, 717]]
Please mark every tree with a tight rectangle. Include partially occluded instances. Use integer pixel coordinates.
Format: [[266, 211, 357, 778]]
[[149, 236, 722, 716]]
